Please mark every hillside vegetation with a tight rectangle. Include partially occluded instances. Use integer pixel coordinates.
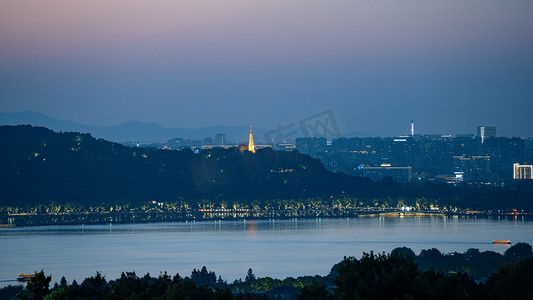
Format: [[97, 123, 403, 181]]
[[1, 125, 532, 210]]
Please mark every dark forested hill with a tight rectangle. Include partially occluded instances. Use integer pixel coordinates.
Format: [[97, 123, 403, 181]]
[[0, 125, 373, 207], [1, 125, 532, 210]]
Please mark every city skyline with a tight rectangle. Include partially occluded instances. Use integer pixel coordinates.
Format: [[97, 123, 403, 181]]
[[1, 0, 532, 138], [2, 110, 531, 140]]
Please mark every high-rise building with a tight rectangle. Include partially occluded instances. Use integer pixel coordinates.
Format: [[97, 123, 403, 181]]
[[477, 126, 496, 144], [248, 125, 255, 153], [513, 163, 533, 180], [453, 155, 491, 182], [201, 137, 213, 146], [214, 133, 226, 145], [483, 137, 525, 174]]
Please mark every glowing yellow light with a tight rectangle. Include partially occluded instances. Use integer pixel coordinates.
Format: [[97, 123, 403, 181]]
[[248, 125, 255, 153]]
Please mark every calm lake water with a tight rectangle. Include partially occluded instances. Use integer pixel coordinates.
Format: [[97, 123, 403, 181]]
[[1, 215, 532, 287]]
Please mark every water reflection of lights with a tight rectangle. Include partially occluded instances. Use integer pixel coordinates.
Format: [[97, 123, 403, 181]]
[[246, 221, 257, 236]]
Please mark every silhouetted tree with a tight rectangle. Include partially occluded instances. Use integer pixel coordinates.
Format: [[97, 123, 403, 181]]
[[334, 252, 419, 299], [298, 284, 330, 300], [190, 266, 218, 288], [59, 277, 67, 287], [0, 285, 24, 300], [504, 242, 533, 262], [483, 258, 533, 300], [391, 246, 416, 258], [20, 270, 51, 300], [164, 280, 213, 300], [80, 271, 108, 299], [245, 268, 256, 283], [417, 270, 479, 300]]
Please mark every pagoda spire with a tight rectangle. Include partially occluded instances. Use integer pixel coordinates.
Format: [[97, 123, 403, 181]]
[[248, 125, 255, 153]]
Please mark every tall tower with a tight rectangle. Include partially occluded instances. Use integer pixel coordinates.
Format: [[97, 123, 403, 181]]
[[411, 120, 414, 136], [477, 126, 496, 144], [248, 125, 255, 153]]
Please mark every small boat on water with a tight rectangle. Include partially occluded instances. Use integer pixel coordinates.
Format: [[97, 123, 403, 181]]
[[17, 273, 35, 282], [493, 240, 511, 245]]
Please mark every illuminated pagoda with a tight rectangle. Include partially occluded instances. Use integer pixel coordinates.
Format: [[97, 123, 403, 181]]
[[248, 125, 255, 153]]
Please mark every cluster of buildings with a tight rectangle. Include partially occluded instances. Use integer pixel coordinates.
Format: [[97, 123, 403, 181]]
[[156, 127, 271, 153], [134, 125, 533, 184], [291, 126, 533, 184]]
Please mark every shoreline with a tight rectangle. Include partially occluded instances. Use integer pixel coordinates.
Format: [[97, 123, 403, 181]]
[[1, 210, 531, 228]]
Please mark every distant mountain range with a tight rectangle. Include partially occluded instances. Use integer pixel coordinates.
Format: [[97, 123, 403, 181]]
[[0, 111, 373, 144], [0, 111, 267, 144]]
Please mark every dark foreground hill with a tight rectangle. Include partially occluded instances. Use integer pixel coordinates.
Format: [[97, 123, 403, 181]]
[[1, 125, 532, 210]]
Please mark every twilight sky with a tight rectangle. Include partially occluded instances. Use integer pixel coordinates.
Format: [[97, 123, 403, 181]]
[[1, 0, 532, 137]]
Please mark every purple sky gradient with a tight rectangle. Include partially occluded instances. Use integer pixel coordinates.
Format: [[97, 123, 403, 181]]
[[1, 0, 532, 137]]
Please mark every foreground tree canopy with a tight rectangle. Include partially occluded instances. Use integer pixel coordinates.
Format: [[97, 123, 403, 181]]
[[3, 244, 533, 300]]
